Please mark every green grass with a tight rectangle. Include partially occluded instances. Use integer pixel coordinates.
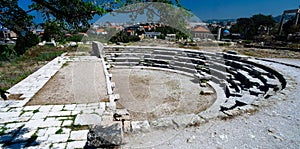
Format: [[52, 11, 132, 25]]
[[25, 133, 38, 147], [69, 124, 89, 131], [201, 79, 207, 83], [33, 109, 39, 114], [0, 126, 8, 136], [200, 90, 205, 95], [0, 45, 76, 90], [55, 128, 63, 134]]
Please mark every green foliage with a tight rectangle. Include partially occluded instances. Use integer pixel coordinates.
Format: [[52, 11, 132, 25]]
[[110, 31, 140, 43], [55, 128, 63, 134], [33, 109, 39, 114], [230, 14, 275, 39], [66, 34, 84, 42], [0, 45, 76, 90], [14, 32, 40, 56], [42, 21, 65, 42], [0, 0, 34, 35], [157, 34, 166, 40], [201, 79, 207, 83], [35, 51, 63, 61], [0, 126, 8, 136], [155, 26, 189, 39], [1, 0, 185, 55], [242, 40, 252, 44], [0, 45, 16, 61], [200, 90, 204, 95]]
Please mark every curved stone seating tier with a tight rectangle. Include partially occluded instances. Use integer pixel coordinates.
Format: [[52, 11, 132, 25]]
[[102, 45, 285, 114]]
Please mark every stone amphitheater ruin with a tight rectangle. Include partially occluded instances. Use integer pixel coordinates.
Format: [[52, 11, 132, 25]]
[[95, 41, 286, 119], [91, 41, 291, 146], [0, 41, 294, 148]]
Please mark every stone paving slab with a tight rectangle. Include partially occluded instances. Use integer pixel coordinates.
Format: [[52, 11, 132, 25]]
[[69, 130, 89, 141], [0, 102, 108, 148], [66, 141, 87, 149], [0, 54, 117, 148], [74, 114, 102, 125]]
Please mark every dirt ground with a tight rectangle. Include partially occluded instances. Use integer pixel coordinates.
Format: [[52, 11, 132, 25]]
[[123, 59, 300, 148], [26, 61, 107, 105], [111, 68, 216, 121]]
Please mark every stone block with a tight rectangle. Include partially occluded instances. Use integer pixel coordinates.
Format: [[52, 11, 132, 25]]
[[63, 104, 77, 111], [66, 141, 87, 149], [74, 114, 101, 125], [123, 121, 131, 133], [131, 121, 150, 132], [52, 143, 67, 149], [100, 115, 114, 126], [23, 105, 40, 111], [47, 134, 69, 143], [172, 114, 205, 128], [39, 105, 53, 112], [48, 111, 72, 117], [62, 120, 73, 127], [86, 123, 123, 148], [69, 130, 89, 141], [51, 105, 64, 112]]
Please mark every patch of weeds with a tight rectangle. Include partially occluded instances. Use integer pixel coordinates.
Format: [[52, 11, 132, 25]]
[[62, 62, 69, 68], [70, 115, 76, 121], [219, 115, 235, 121], [19, 111, 26, 116], [201, 79, 207, 83], [0, 126, 8, 135], [61, 105, 67, 111], [69, 125, 89, 131], [200, 90, 205, 95], [25, 133, 38, 147], [33, 109, 39, 114], [67, 139, 75, 142], [55, 128, 63, 134], [102, 97, 110, 102]]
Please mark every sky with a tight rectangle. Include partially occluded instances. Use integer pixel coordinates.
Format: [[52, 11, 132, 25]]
[[180, 0, 299, 20], [17, 0, 300, 23]]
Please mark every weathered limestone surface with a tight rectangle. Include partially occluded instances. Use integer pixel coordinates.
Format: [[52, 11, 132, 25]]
[[86, 123, 123, 148]]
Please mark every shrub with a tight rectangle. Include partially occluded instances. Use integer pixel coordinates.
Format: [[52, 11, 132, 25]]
[[201, 79, 207, 83], [242, 40, 252, 44], [200, 90, 204, 95], [0, 45, 16, 61], [14, 32, 40, 55], [66, 34, 84, 42]]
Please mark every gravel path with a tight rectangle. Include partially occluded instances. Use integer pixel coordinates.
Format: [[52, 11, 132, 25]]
[[125, 59, 300, 148]]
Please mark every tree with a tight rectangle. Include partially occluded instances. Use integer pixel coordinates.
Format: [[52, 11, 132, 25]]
[[230, 14, 275, 39], [1, 0, 181, 55], [251, 14, 275, 35], [230, 18, 255, 39]]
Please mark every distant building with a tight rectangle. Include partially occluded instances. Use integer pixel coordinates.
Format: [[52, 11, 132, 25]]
[[96, 28, 108, 35], [144, 32, 161, 38], [191, 26, 213, 39], [0, 28, 17, 40]]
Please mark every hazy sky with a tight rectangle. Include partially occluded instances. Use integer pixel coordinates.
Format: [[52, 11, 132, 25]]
[[18, 0, 300, 22]]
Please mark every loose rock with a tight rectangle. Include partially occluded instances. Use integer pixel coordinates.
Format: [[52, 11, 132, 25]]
[[86, 123, 123, 148]]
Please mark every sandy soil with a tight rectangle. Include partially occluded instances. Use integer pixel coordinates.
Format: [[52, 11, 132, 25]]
[[26, 61, 107, 105], [111, 68, 216, 121]]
